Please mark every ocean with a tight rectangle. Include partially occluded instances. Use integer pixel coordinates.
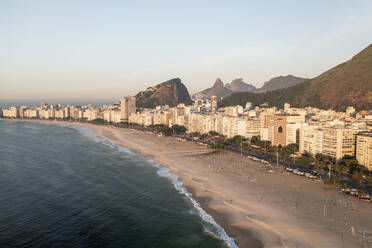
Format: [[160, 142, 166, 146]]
[[0, 120, 235, 248]]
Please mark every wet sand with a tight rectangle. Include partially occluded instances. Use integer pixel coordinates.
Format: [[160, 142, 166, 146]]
[[4, 119, 372, 248]]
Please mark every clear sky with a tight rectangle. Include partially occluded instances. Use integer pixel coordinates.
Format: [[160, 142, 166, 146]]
[[1, 0, 371, 103]]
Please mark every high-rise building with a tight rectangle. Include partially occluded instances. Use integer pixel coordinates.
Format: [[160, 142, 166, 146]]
[[211, 96, 218, 111], [356, 132, 372, 170], [272, 115, 287, 146], [10, 107, 19, 118], [286, 122, 302, 145], [120, 97, 136, 122], [322, 127, 359, 159]]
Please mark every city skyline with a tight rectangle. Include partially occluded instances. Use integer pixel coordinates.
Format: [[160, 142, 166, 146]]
[[1, 0, 372, 102]]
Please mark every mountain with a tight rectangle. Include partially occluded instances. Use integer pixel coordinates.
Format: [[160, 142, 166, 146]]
[[257, 75, 308, 92], [194, 76, 306, 99], [220, 44, 372, 111], [193, 79, 233, 99], [135, 78, 193, 108], [225, 78, 257, 92]]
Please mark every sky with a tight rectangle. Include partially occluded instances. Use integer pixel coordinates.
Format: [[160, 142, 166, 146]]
[[1, 0, 372, 103]]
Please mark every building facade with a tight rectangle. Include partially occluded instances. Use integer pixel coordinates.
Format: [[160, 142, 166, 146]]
[[356, 132, 372, 170]]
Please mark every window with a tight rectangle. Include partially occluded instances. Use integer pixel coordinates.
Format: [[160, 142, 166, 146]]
[[278, 126, 283, 133]]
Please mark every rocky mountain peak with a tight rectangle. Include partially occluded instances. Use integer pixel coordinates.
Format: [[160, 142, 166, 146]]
[[213, 78, 224, 88], [136, 78, 192, 108]]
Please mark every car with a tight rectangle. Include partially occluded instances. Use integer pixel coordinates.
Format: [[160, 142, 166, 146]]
[[361, 194, 370, 200], [341, 188, 350, 194], [350, 189, 358, 196]]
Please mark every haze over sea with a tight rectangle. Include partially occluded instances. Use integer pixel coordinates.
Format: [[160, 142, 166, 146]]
[[0, 120, 233, 248]]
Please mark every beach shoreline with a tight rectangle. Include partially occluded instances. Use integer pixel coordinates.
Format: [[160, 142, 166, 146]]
[[3, 119, 372, 248]]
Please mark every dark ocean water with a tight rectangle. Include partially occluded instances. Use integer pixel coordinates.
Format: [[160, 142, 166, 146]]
[[0, 121, 236, 248]]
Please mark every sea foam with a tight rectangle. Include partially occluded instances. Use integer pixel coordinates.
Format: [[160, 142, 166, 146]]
[[70, 125, 238, 248]]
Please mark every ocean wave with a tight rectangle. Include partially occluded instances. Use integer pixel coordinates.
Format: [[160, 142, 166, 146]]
[[152, 163, 238, 248], [71, 125, 238, 248]]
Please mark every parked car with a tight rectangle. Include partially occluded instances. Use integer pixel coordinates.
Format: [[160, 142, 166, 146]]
[[350, 189, 358, 196], [361, 193, 370, 200]]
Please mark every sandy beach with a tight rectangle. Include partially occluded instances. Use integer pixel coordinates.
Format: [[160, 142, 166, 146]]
[[4, 119, 372, 248]]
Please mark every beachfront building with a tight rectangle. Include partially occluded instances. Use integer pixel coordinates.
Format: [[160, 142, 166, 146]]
[[24, 108, 39, 119], [299, 124, 315, 155], [322, 126, 360, 160], [55, 109, 65, 119], [260, 113, 305, 146], [153, 110, 169, 126], [83, 108, 99, 121], [167, 104, 190, 127], [120, 96, 136, 122], [299, 125, 364, 160], [241, 118, 261, 139], [2, 107, 19, 118], [70, 106, 81, 120], [286, 122, 302, 145], [104, 109, 122, 123], [129, 110, 154, 126], [19, 107, 26, 118], [356, 132, 372, 170]]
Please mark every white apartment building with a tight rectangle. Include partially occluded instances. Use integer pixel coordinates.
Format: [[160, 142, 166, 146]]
[[55, 109, 65, 119], [2, 107, 19, 118], [104, 110, 121, 123], [322, 127, 360, 159], [299, 124, 317, 155], [260, 127, 269, 141], [243, 119, 261, 139], [83, 109, 99, 121], [129, 111, 154, 126], [286, 122, 302, 145], [312, 129, 323, 155], [300, 125, 360, 159], [356, 132, 372, 170], [153, 111, 169, 126]]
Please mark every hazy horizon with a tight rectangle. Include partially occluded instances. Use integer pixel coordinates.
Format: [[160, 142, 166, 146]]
[[1, 0, 372, 102]]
